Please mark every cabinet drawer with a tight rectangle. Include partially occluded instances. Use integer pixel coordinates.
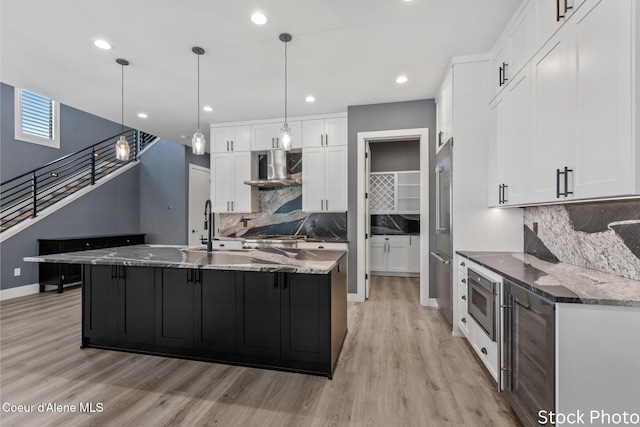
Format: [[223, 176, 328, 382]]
[[458, 300, 469, 337], [297, 242, 348, 251], [471, 323, 498, 381], [211, 240, 243, 250]]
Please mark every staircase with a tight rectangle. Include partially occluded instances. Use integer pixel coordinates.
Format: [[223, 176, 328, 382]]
[[1, 130, 158, 235]]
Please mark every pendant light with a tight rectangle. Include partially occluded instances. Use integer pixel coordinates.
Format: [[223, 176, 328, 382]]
[[191, 47, 206, 155], [115, 58, 130, 161], [279, 33, 293, 151]]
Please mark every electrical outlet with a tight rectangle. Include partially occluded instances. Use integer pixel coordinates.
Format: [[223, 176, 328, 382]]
[[533, 222, 538, 235], [14, 268, 21, 277]]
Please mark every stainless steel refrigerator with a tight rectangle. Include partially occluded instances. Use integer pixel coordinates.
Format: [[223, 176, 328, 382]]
[[430, 138, 453, 324]]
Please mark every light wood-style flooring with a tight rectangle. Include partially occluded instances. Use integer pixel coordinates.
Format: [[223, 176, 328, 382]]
[[0, 276, 520, 426]]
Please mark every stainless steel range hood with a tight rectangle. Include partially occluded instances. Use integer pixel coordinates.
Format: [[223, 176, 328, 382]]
[[244, 149, 301, 187]]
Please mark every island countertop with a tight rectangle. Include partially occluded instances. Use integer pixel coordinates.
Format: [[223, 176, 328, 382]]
[[25, 244, 346, 275]]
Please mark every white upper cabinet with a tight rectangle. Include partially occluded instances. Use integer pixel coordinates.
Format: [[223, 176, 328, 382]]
[[569, 0, 635, 199], [211, 152, 257, 213], [302, 145, 347, 212], [436, 71, 453, 152], [508, 0, 536, 78], [211, 126, 250, 153], [530, 25, 574, 202], [490, 38, 509, 99], [535, 0, 586, 46], [488, 0, 638, 205], [302, 117, 347, 148], [251, 121, 301, 151], [488, 66, 533, 206]]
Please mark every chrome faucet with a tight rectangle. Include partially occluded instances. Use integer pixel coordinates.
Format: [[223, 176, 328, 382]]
[[204, 199, 213, 252]]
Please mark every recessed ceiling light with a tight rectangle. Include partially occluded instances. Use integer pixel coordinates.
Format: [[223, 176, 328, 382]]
[[251, 13, 267, 25], [396, 75, 408, 84], [93, 39, 112, 50], [305, 96, 316, 103], [137, 113, 148, 118], [203, 106, 213, 112]]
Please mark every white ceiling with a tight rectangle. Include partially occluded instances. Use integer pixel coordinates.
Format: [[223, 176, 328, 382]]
[[1, 0, 521, 146]]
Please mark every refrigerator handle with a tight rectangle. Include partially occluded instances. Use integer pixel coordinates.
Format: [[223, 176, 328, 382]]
[[430, 251, 450, 264], [434, 166, 441, 233]]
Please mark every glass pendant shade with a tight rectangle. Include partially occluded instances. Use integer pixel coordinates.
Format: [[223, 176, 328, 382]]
[[192, 130, 206, 155], [280, 124, 292, 151], [115, 135, 130, 161]]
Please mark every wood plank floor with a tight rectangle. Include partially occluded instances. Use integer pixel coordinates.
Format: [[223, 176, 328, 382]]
[[0, 276, 521, 427]]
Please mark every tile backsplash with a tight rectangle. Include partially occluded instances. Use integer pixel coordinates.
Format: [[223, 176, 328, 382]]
[[219, 152, 346, 240], [524, 200, 640, 280], [370, 214, 419, 234]]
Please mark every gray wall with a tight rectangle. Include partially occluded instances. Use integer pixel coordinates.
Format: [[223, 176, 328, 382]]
[[347, 99, 436, 295], [0, 168, 140, 290], [370, 140, 420, 172], [139, 139, 188, 244], [1, 83, 125, 182]]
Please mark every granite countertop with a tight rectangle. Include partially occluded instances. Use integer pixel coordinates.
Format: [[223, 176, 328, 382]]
[[457, 251, 640, 307], [25, 245, 347, 275]]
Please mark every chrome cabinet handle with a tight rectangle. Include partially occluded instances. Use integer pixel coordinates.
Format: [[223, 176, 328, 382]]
[[227, 141, 230, 151], [325, 199, 328, 210], [321, 199, 324, 210], [462, 278, 466, 283], [461, 317, 467, 323], [219, 243, 225, 247], [227, 201, 230, 211], [461, 295, 467, 300], [272, 137, 275, 148], [461, 262, 466, 267], [231, 140, 234, 151], [481, 347, 488, 355], [320, 134, 324, 146], [231, 201, 234, 211], [325, 134, 328, 145], [276, 137, 279, 148]]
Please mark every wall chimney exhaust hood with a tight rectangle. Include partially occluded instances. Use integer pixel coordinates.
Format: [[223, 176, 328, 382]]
[[244, 149, 301, 187]]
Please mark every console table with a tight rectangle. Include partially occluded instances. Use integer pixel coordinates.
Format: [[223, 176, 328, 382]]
[[38, 234, 145, 293]]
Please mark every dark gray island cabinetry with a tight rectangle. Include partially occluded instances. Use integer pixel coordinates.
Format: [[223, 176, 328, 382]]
[[34, 245, 348, 378]]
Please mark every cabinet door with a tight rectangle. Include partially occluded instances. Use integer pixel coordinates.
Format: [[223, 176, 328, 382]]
[[212, 153, 231, 212], [155, 269, 194, 349], [235, 272, 280, 358], [302, 119, 326, 148], [302, 147, 325, 212], [324, 146, 348, 212], [409, 236, 420, 273], [229, 126, 251, 152], [504, 66, 532, 205], [570, 0, 634, 198], [488, 92, 508, 206], [251, 123, 278, 151], [83, 265, 118, 340], [194, 270, 236, 353], [535, 0, 583, 48], [212, 128, 231, 153], [369, 237, 387, 272], [281, 273, 330, 364], [508, 0, 536, 78], [324, 118, 347, 146], [387, 237, 410, 273], [231, 152, 256, 213], [531, 26, 574, 202], [118, 266, 155, 344], [490, 38, 508, 99]]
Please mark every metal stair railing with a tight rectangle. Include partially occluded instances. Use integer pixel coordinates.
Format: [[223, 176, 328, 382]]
[[1, 130, 157, 233]]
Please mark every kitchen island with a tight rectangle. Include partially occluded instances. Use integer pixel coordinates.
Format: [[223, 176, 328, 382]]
[[25, 245, 348, 378]]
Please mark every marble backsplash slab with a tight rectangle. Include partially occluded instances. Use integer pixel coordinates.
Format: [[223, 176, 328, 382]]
[[524, 200, 640, 280], [370, 214, 419, 234], [219, 169, 346, 240]]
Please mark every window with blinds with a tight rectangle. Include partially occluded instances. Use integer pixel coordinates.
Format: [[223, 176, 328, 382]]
[[14, 88, 60, 148]]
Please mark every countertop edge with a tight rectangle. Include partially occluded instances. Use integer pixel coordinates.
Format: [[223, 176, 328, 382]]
[[456, 251, 640, 308]]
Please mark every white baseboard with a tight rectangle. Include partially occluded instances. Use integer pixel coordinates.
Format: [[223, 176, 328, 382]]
[[347, 293, 365, 303], [420, 297, 438, 308], [0, 283, 40, 301]]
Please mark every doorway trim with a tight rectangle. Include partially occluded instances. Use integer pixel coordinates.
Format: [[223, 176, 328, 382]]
[[188, 163, 211, 246], [356, 128, 430, 305]]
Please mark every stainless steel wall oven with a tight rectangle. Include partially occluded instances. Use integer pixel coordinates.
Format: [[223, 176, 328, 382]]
[[467, 268, 497, 341]]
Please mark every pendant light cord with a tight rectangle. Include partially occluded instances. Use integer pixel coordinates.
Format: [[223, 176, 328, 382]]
[[121, 64, 124, 134], [284, 40, 288, 124], [197, 53, 200, 130]]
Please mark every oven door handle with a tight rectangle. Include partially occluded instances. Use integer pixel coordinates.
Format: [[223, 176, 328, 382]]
[[430, 251, 450, 264]]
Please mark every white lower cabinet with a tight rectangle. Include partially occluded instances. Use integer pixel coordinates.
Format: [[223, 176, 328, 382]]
[[408, 236, 420, 273], [370, 235, 416, 275], [302, 145, 347, 212]]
